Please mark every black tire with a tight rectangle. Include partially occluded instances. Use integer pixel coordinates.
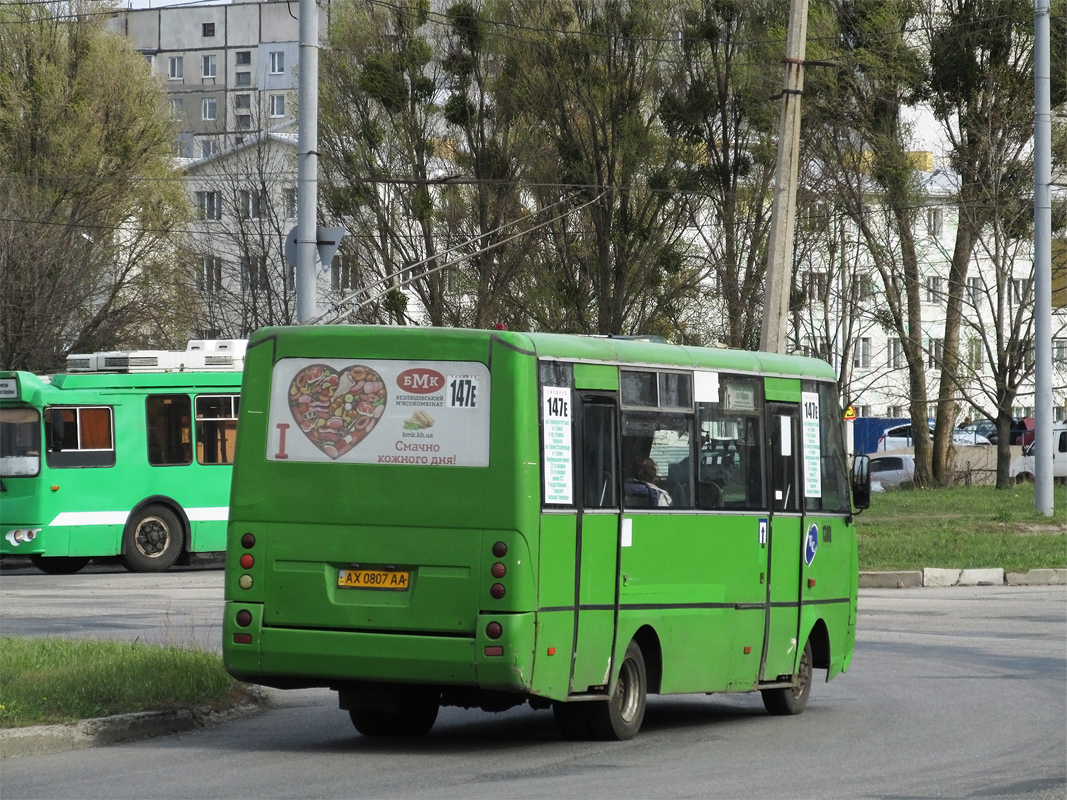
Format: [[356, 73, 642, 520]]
[[122, 504, 183, 573], [1016, 472, 1034, 485], [585, 640, 647, 741], [762, 639, 813, 716], [29, 555, 90, 575], [348, 692, 439, 737]]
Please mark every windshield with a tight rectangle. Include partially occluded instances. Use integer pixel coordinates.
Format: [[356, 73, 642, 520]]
[[0, 407, 42, 477]]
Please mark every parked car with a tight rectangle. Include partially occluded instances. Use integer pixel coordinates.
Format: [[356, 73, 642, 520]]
[[869, 453, 915, 491], [963, 417, 1036, 446], [876, 423, 990, 451], [1009, 422, 1067, 484]]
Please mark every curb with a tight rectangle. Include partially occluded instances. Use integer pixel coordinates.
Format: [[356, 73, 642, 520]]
[[0, 691, 269, 759], [859, 568, 1066, 589]]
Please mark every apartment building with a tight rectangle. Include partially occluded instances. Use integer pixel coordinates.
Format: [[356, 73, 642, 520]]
[[108, 0, 326, 157]]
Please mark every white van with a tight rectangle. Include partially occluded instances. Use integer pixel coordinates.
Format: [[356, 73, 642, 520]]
[[1009, 422, 1067, 483]]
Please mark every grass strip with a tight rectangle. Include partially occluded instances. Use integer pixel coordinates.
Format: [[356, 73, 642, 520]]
[[857, 483, 1066, 572], [0, 637, 246, 728]]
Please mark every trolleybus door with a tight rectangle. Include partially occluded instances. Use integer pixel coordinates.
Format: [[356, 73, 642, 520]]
[[762, 402, 804, 682], [569, 393, 621, 694]]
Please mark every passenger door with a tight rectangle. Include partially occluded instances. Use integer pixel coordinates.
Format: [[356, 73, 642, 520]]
[[762, 402, 803, 682]]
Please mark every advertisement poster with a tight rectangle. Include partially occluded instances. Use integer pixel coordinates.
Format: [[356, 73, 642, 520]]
[[267, 358, 490, 466]]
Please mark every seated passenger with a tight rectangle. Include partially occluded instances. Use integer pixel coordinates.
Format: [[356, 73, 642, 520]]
[[625, 457, 672, 507]]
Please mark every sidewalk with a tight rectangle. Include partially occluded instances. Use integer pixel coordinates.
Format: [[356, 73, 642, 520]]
[[858, 567, 1066, 588]]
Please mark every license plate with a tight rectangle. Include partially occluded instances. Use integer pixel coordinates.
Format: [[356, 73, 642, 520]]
[[337, 568, 410, 591]]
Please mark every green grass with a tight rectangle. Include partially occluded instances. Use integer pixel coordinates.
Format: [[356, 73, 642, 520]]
[[857, 483, 1067, 571], [0, 637, 248, 728]]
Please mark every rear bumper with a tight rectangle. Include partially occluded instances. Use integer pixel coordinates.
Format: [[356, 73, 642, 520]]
[[223, 606, 536, 693]]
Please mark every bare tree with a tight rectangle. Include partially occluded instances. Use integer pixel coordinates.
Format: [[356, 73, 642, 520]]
[[0, 0, 194, 371]]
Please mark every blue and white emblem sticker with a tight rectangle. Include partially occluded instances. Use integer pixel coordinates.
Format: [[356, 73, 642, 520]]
[[804, 523, 818, 566]]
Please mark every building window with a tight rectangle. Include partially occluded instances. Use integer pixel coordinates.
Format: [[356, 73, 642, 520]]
[[169, 98, 183, 116], [331, 256, 357, 291], [1012, 278, 1033, 305], [200, 138, 218, 158], [888, 338, 904, 369], [195, 190, 222, 221], [925, 275, 943, 303], [201, 97, 217, 121], [928, 338, 944, 369], [967, 276, 982, 306], [967, 338, 984, 370], [241, 255, 269, 293], [236, 50, 251, 66], [284, 188, 297, 219], [235, 71, 252, 87], [269, 94, 285, 117], [236, 114, 252, 131], [270, 51, 285, 74], [1054, 338, 1067, 368], [198, 254, 223, 294], [168, 56, 183, 79], [927, 207, 943, 238], [852, 337, 871, 369], [802, 270, 828, 304], [202, 55, 217, 78], [854, 404, 871, 418], [239, 189, 267, 220], [887, 405, 904, 418], [202, 22, 215, 37], [235, 93, 251, 110]]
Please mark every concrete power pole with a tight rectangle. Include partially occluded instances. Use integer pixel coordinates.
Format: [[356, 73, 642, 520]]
[[1032, 0, 1054, 516], [295, 0, 319, 323], [759, 0, 809, 355]]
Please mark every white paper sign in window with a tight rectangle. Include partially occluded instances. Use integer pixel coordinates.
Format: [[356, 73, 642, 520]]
[[802, 391, 822, 497], [541, 386, 572, 504]]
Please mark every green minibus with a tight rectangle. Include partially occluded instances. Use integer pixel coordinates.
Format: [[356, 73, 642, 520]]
[[223, 326, 869, 740]]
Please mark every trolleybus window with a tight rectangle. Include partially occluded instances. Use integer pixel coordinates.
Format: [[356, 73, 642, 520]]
[[147, 394, 192, 466], [0, 408, 41, 476], [44, 406, 115, 468], [697, 376, 764, 510], [196, 394, 240, 465]]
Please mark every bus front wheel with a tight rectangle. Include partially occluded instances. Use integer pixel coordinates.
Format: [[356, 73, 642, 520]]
[[122, 505, 183, 572], [582, 639, 647, 741], [762, 639, 813, 716], [29, 555, 90, 575]]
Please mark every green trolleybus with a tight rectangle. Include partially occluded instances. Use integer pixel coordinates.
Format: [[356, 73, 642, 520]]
[[0, 340, 245, 574], [223, 326, 871, 740]]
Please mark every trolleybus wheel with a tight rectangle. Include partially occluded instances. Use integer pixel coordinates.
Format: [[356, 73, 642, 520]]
[[585, 639, 647, 741], [761, 639, 813, 716], [122, 504, 183, 573], [29, 555, 91, 575]]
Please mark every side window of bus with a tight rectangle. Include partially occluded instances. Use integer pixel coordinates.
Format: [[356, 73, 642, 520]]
[[582, 400, 618, 509], [146, 395, 192, 466], [196, 394, 239, 465], [696, 376, 764, 510], [44, 406, 116, 468], [803, 382, 850, 514], [620, 371, 694, 510]]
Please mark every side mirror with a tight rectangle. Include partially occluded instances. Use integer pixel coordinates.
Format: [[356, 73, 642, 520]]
[[48, 407, 65, 452], [851, 454, 871, 510]]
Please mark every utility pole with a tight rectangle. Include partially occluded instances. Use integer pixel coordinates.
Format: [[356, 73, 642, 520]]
[[295, 0, 319, 323], [1032, 0, 1054, 515], [759, 0, 809, 354]]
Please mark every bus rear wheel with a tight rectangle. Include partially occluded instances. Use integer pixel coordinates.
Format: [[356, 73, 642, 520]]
[[581, 639, 647, 741], [762, 639, 813, 716], [29, 555, 90, 575], [122, 505, 183, 573]]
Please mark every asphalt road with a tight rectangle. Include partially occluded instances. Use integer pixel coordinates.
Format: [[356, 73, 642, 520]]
[[0, 562, 1064, 799]]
